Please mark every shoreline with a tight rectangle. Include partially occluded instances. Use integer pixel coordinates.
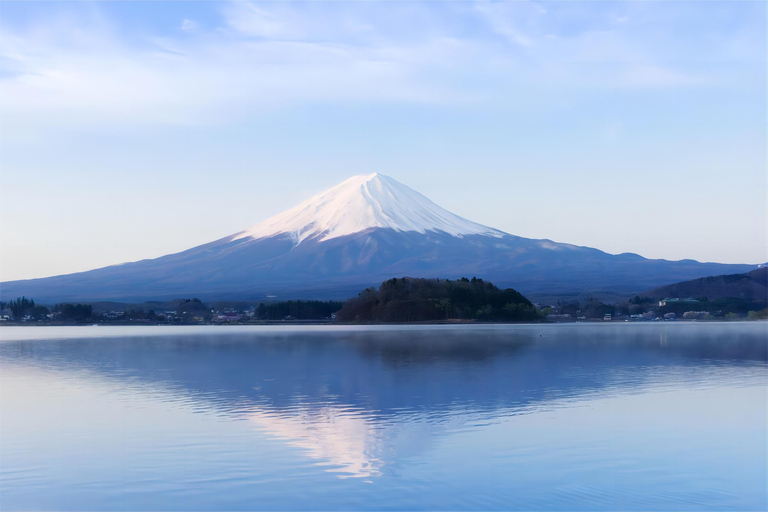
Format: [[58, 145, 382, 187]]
[[2, 318, 765, 328]]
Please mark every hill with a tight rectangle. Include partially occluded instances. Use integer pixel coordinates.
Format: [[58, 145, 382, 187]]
[[643, 267, 767, 301], [336, 277, 537, 323]]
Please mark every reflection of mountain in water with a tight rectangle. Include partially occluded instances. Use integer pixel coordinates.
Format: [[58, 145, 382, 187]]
[[2, 324, 765, 478]]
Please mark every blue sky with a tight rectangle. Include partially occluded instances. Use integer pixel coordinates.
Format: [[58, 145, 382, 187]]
[[0, 1, 765, 281]]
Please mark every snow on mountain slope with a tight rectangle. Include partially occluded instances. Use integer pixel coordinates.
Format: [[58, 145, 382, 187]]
[[0, 170, 758, 304], [233, 173, 505, 245]]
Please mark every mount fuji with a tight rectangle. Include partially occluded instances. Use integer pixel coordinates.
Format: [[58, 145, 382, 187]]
[[0, 173, 756, 303]]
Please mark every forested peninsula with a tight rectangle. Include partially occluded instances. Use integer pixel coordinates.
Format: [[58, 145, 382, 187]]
[[335, 277, 537, 323]]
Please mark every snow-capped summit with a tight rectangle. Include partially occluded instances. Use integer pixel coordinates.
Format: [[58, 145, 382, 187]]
[[1, 172, 755, 304], [234, 173, 505, 245]]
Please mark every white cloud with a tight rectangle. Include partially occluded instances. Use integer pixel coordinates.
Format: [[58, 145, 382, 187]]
[[0, 4, 488, 135], [220, 1, 383, 43], [0, 1, 750, 138], [224, 3, 290, 38], [181, 19, 198, 33], [474, 1, 543, 46], [20, 38, 470, 119]]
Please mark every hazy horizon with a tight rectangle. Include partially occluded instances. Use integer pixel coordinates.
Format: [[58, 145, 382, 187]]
[[1, 1, 765, 281]]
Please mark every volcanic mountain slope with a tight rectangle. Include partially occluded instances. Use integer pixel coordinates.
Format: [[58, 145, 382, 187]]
[[0, 173, 757, 303]]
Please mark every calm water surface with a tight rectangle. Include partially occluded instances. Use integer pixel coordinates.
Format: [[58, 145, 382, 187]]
[[0, 323, 766, 510]]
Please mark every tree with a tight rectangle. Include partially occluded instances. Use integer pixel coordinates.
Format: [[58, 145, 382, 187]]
[[176, 299, 209, 315], [55, 303, 93, 322], [336, 277, 537, 323], [29, 305, 49, 320], [254, 300, 343, 320], [9, 297, 35, 320], [256, 303, 267, 319]]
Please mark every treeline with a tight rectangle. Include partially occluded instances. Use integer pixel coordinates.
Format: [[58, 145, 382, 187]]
[[658, 297, 766, 317], [550, 296, 766, 320], [0, 298, 93, 322], [255, 300, 344, 320], [2, 297, 46, 320], [336, 277, 537, 323], [175, 298, 209, 314], [55, 303, 94, 321]]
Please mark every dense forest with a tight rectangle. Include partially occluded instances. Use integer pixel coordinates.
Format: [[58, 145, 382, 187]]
[[0, 297, 94, 322], [335, 277, 537, 323], [550, 296, 766, 320], [256, 300, 344, 320]]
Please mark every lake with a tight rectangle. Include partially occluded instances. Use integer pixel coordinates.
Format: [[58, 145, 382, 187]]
[[0, 323, 765, 510]]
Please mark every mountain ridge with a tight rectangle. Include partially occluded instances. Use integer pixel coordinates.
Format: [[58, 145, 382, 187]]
[[643, 267, 767, 301], [0, 174, 758, 303]]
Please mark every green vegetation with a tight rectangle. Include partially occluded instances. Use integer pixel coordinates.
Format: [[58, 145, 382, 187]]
[[5, 275, 764, 325], [55, 303, 93, 322], [6, 297, 37, 319], [255, 300, 343, 320], [1, 297, 49, 320], [175, 298, 209, 315], [0, 298, 94, 322], [657, 297, 766, 317], [336, 277, 537, 323]]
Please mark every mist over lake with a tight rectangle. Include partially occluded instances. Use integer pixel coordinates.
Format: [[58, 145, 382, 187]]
[[2, 0, 764, 509], [1, 323, 765, 511]]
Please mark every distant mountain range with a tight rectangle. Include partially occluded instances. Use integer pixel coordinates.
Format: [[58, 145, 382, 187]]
[[0, 173, 758, 303], [643, 267, 767, 301]]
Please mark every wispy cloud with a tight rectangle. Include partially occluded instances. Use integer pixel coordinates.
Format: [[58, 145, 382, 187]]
[[474, 1, 545, 46], [0, 1, 759, 136], [181, 19, 198, 33], [0, 1, 764, 279]]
